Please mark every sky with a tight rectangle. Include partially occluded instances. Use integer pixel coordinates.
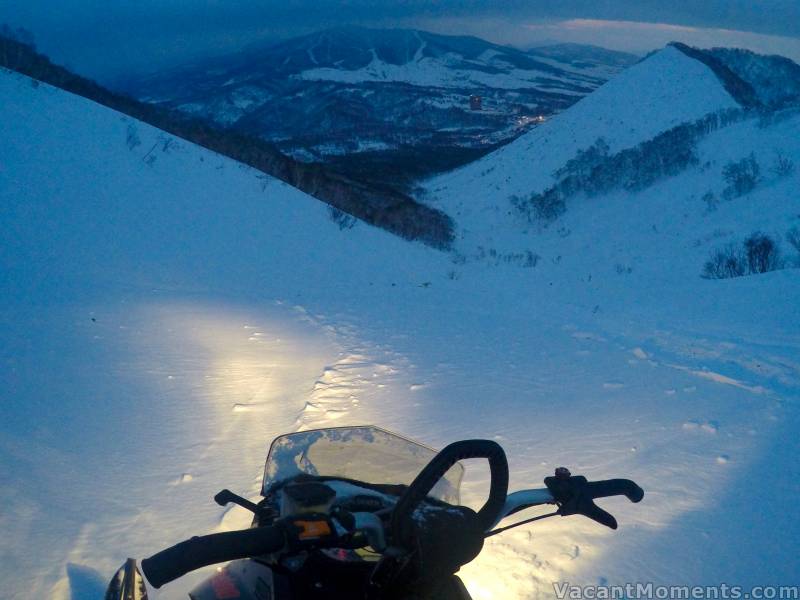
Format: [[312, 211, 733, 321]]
[[3, 1, 800, 82]]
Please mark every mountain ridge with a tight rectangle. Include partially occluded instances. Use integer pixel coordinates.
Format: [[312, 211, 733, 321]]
[[0, 33, 454, 248], [124, 26, 636, 189], [424, 43, 800, 263], [426, 45, 741, 219], [126, 27, 630, 90]]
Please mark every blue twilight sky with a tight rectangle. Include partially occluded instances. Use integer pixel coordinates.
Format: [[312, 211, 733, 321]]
[[3, 1, 800, 82]]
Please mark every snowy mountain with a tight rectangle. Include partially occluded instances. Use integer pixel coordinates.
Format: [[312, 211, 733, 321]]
[[0, 33, 453, 247], [425, 44, 800, 260], [707, 46, 800, 108], [123, 27, 636, 188], [2, 40, 800, 600], [527, 42, 639, 75]]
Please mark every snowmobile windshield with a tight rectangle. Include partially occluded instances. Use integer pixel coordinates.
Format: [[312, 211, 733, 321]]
[[262, 426, 463, 504]]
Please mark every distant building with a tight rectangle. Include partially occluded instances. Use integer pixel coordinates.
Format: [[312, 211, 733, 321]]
[[469, 95, 482, 111]]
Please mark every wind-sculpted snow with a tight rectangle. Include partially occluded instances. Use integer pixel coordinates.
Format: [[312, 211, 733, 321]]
[[2, 56, 800, 600]]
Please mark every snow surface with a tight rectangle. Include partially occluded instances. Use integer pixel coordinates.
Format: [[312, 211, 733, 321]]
[[2, 47, 800, 600]]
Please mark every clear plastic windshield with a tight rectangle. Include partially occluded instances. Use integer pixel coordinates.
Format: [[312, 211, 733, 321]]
[[262, 426, 463, 504]]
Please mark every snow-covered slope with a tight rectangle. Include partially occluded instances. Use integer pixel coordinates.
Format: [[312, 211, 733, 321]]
[[0, 67, 445, 600], [527, 43, 640, 78], [708, 47, 800, 108], [423, 45, 800, 268], [2, 58, 800, 600], [288, 31, 607, 91], [426, 46, 740, 233]]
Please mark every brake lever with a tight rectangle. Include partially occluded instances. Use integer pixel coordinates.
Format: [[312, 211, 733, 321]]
[[544, 469, 619, 529], [214, 488, 262, 514]]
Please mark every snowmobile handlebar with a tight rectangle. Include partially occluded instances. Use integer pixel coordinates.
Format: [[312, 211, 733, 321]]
[[391, 439, 509, 542], [584, 478, 644, 503], [138, 444, 642, 591], [141, 525, 287, 589], [544, 472, 644, 530]]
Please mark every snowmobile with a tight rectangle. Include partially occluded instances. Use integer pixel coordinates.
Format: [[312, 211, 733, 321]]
[[105, 426, 643, 599]]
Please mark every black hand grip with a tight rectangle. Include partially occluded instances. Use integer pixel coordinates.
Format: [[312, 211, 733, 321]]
[[391, 439, 509, 542], [141, 526, 286, 589], [585, 479, 644, 503], [545, 475, 644, 530]]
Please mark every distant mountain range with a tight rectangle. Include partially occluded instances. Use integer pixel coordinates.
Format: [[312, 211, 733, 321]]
[[122, 27, 638, 190]]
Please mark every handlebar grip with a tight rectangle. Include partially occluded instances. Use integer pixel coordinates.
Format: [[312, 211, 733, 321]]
[[545, 475, 644, 530], [585, 479, 644, 503], [141, 526, 286, 589], [392, 440, 509, 540]]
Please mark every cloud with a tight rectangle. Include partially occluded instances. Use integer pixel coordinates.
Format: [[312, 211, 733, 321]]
[[3, 2, 799, 82], [518, 19, 800, 62], [530, 19, 700, 34]]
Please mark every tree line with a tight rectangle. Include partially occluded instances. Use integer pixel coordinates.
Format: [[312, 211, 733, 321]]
[[513, 108, 755, 223], [0, 30, 454, 249]]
